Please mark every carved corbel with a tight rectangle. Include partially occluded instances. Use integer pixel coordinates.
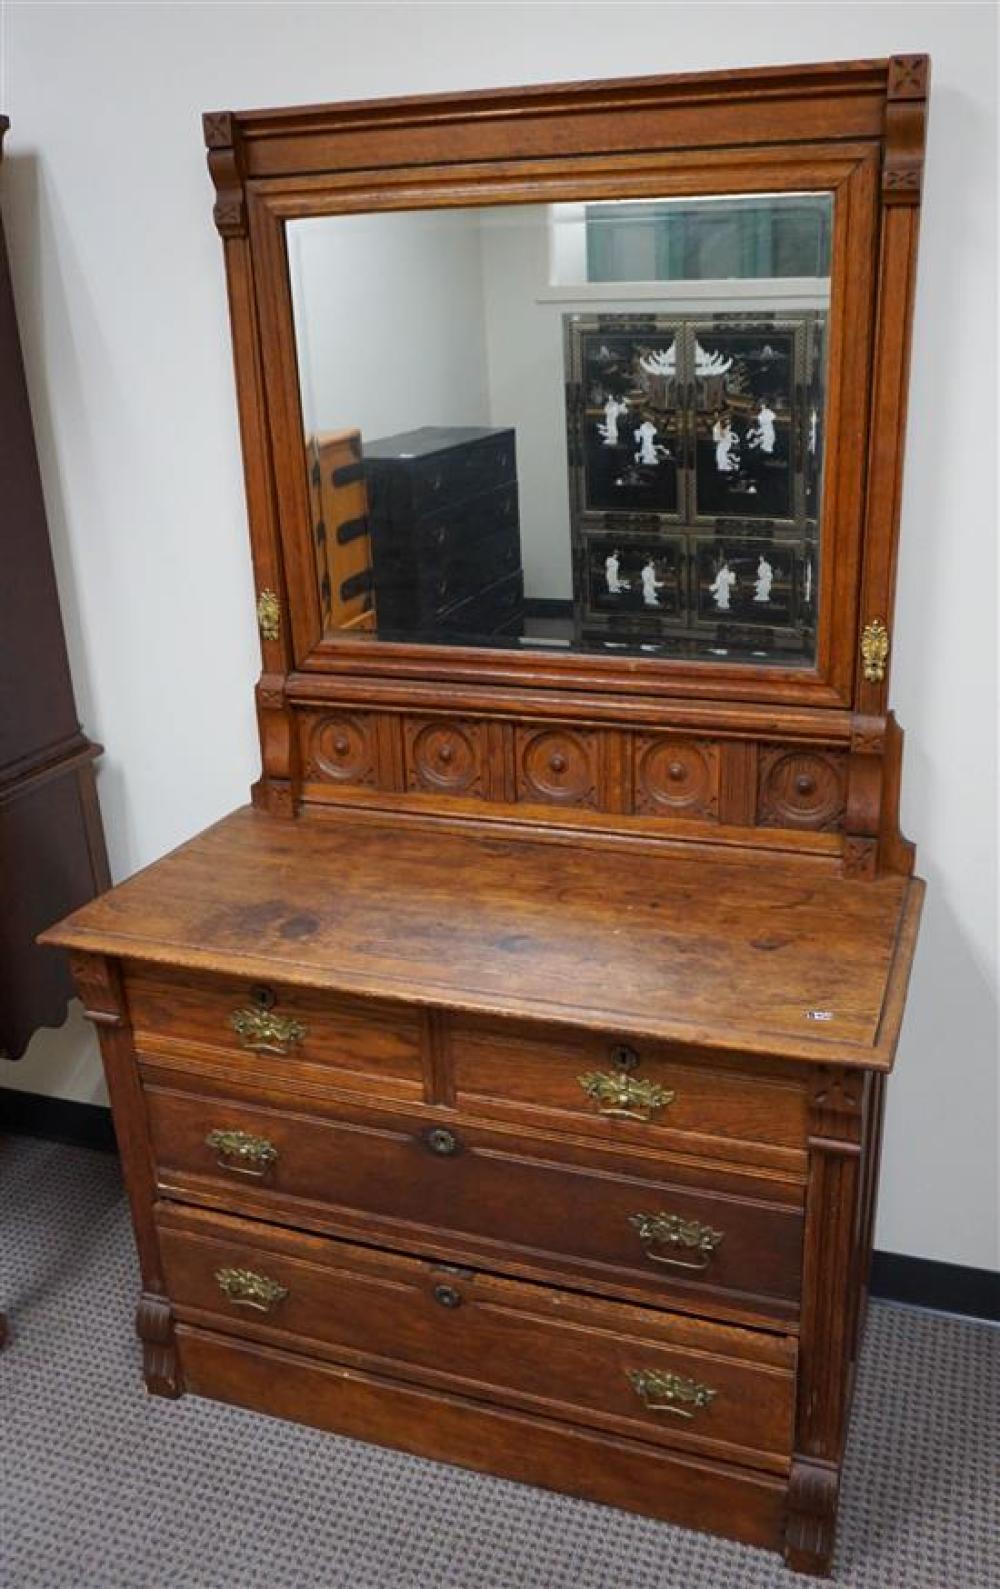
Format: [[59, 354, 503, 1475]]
[[203, 110, 247, 238], [253, 672, 298, 816], [883, 56, 930, 205], [843, 713, 886, 877]]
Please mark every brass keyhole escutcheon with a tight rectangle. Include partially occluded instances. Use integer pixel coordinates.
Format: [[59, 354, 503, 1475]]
[[609, 1043, 640, 1073], [425, 1126, 459, 1156], [250, 984, 276, 1010], [433, 1283, 462, 1309]]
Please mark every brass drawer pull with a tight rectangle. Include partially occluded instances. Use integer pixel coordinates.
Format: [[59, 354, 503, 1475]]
[[215, 1266, 288, 1313], [205, 1128, 279, 1178], [578, 1045, 674, 1123], [425, 1126, 459, 1156], [628, 1368, 717, 1419], [229, 1004, 307, 1056], [433, 1283, 462, 1309], [629, 1212, 724, 1271]]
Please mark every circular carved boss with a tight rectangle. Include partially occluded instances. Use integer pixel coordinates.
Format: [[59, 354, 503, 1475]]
[[410, 723, 479, 792], [759, 751, 846, 830], [636, 739, 714, 814], [520, 730, 594, 804], [310, 715, 372, 783]]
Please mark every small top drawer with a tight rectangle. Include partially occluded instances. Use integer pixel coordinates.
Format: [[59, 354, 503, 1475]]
[[124, 963, 424, 1104], [449, 1017, 808, 1173]]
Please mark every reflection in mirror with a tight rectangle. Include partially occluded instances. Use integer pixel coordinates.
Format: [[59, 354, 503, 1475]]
[[288, 193, 831, 665]]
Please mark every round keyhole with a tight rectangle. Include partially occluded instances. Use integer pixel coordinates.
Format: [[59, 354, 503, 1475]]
[[250, 984, 276, 1010], [425, 1127, 459, 1156], [433, 1283, 462, 1309]]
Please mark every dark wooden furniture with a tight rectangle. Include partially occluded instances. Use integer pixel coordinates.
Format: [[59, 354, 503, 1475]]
[[0, 116, 109, 1064], [364, 426, 523, 639], [42, 58, 930, 1575]]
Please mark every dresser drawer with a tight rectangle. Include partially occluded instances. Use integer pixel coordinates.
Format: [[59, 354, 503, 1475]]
[[145, 1082, 803, 1320], [124, 964, 424, 1104], [158, 1203, 796, 1472], [449, 1017, 808, 1173]]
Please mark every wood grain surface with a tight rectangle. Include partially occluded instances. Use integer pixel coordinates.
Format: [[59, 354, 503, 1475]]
[[43, 805, 922, 1067]]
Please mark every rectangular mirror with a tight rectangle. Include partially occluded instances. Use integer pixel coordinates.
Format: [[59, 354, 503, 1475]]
[[288, 192, 831, 666]]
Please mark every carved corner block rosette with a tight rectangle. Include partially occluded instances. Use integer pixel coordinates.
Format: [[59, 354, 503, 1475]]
[[887, 56, 929, 101]]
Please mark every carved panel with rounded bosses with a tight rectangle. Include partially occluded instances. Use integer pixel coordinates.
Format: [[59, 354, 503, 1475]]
[[405, 719, 485, 797], [634, 737, 719, 819], [305, 713, 375, 785], [515, 728, 598, 807], [757, 747, 847, 831]]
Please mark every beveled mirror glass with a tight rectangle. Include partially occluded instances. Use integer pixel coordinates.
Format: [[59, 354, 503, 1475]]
[[288, 192, 832, 666]]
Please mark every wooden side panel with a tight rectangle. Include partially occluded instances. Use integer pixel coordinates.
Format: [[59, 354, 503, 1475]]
[[67, 952, 181, 1398]]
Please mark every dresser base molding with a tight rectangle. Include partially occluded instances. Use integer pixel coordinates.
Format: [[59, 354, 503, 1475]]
[[785, 1457, 841, 1575], [175, 1323, 791, 1556]]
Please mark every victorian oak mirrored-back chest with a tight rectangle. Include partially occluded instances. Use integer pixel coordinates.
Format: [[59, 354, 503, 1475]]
[[43, 57, 930, 1576]]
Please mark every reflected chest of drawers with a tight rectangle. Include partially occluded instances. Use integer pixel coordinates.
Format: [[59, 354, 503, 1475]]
[[364, 426, 524, 639]]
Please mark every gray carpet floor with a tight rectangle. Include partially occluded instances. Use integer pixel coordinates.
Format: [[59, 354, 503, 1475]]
[[1, 1136, 997, 1589]]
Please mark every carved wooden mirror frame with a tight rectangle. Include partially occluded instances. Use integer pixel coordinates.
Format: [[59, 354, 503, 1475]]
[[205, 56, 928, 863]]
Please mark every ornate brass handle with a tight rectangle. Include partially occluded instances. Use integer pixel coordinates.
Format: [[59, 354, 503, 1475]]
[[215, 1266, 288, 1313], [229, 1005, 307, 1056], [578, 1045, 674, 1123], [205, 1128, 279, 1178], [628, 1368, 717, 1419], [629, 1212, 724, 1271]]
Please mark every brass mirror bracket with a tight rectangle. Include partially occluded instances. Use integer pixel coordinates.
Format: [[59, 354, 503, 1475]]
[[256, 589, 281, 643], [861, 619, 890, 683]]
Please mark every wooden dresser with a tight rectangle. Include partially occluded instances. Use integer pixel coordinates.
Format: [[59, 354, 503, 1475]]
[[42, 58, 930, 1575]]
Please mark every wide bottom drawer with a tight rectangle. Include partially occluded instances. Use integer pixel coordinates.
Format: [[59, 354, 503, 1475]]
[[159, 1203, 796, 1473], [176, 1323, 788, 1555]]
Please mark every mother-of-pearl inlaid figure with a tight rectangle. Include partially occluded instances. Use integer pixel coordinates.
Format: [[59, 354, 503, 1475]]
[[598, 394, 629, 446], [709, 561, 737, 611], [712, 416, 738, 473], [754, 556, 774, 603], [633, 420, 661, 465], [640, 557, 664, 607], [605, 551, 629, 595]]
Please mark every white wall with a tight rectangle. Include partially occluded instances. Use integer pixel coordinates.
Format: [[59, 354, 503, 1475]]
[[289, 211, 491, 441], [0, 2, 995, 1273]]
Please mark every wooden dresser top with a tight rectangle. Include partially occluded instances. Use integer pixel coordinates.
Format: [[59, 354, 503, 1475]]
[[43, 806, 923, 1070]]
